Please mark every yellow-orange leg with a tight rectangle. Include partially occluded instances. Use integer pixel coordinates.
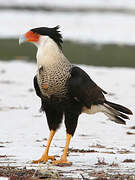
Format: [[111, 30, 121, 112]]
[[52, 133, 72, 166], [33, 130, 55, 163]]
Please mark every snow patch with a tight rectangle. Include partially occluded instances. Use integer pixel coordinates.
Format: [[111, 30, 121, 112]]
[[0, 60, 135, 177], [1, 11, 135, 44]]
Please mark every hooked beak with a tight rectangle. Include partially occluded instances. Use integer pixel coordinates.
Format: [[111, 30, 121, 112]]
[[19, 34, 27, 45]]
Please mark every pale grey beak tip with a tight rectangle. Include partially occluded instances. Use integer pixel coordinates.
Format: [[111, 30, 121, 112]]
[[19, 34, 26, 45]]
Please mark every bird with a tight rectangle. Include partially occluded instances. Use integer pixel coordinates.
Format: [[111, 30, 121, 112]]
[[19, 25, 133, 166]]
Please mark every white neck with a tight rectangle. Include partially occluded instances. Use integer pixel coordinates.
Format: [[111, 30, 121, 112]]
[[35, 36, 62, 68]]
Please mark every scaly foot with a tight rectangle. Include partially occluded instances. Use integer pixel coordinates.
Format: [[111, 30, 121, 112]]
[[32, 155, 55, 164], [52, 159, 72, 166]]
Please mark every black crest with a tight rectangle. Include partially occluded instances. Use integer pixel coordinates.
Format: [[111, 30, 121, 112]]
[[31, 25, 63, 49]]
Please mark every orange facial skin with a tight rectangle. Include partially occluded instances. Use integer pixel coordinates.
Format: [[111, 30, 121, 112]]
[[25, 31, 40, 43]]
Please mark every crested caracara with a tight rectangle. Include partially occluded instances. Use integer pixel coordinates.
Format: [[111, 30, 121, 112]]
[[19, 26, 133, 166]]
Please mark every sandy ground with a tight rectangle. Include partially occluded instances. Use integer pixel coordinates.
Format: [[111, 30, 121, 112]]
[[0, 60, 135, 179]]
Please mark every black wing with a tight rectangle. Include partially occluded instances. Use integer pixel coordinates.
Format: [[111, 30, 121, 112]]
[[33, 75, 42, 98], [33, 75, 49, 111], [67, 66, 107, 108]]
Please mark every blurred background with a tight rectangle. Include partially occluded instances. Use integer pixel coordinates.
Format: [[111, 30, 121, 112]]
[[1, 1, 135, 175], [0, 0, 135, 67]]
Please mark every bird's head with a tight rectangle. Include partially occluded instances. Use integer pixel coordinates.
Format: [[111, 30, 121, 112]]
[[19, 26, 63, 49]]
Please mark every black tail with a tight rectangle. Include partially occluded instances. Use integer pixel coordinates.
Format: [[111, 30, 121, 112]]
[[103, 101, 133, 125], [105, 101, 133, 115]]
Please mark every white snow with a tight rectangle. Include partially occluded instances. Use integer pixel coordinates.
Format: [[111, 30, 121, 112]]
[[1, 10, 135, 45], [0, 60, 135, 177]]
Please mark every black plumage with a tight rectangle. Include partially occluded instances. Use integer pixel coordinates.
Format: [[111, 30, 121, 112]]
[[67, 66, 107, 108], [31, 26, 63, 49], [34, 66, 132, 135], [34, 74, 82, 135]]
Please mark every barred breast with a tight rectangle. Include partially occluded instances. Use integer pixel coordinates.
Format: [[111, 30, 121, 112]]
[[37, 59, 72, 98]]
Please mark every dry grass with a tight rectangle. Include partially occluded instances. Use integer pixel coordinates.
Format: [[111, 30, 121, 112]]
[[123, 159, 135, 163], [68, 148, 97, 153], [126, 131, 135, 135], [95, 158, 108, 166], [1, 166, 135, 179]]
